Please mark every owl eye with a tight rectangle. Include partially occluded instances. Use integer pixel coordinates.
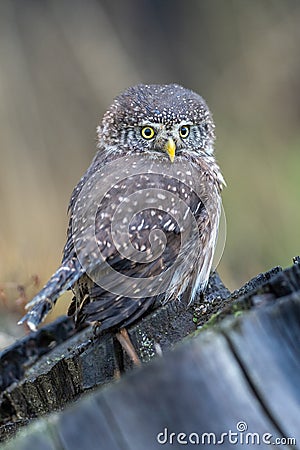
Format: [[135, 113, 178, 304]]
[[179, 125, 190, 139], [141, 126, 155, 140]]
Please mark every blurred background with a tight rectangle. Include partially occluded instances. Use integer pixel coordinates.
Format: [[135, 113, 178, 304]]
[[0, 0, 299, 334]]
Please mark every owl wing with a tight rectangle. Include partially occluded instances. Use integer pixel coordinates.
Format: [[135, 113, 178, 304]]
[[20, 152, 219, 332], [68, 169, 215, 330]]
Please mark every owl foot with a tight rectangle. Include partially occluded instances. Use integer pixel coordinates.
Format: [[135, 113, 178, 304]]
[[115, 328, 141, 367]]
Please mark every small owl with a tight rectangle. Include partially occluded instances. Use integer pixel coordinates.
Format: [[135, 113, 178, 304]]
[[20, 84, 225, 334]]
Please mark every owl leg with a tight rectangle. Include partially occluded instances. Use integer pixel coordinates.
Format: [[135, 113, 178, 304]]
[[115, 328, 141, 367]]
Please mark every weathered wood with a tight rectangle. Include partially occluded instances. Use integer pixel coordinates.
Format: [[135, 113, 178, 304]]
[[0, 272, 231, 438], [0, 315, 76, 392], [3, 288, 300, 449], [1, 261, 300, 448], [224, 295, 300, 440]]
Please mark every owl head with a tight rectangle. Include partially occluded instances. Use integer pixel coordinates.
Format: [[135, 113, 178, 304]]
[[98, 84, 215, 160]]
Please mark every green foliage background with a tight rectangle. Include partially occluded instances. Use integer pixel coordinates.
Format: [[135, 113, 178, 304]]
[[0, 0, 299, 306]]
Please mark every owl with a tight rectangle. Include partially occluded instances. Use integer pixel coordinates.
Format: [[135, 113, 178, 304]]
[[19, 84, 225, 341]]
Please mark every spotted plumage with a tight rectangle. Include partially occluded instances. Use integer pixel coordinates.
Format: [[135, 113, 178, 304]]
[[19, 84, 225, 333]]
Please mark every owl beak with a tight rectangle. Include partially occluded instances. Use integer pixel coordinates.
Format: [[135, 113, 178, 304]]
[[164, 137, 176, 163]]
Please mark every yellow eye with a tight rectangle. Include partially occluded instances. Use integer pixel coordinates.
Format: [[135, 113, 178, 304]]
[[141, 126, 155, 140], [179, 125, 190, 139]]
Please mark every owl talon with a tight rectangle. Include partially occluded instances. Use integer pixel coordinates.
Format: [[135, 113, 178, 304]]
[[115, 328, 141, 366]]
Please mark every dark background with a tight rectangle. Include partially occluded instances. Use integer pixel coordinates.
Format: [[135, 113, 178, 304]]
[[0, 0, 299, 317]]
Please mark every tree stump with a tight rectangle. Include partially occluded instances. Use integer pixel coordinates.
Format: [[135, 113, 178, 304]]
[[1, 260, 299, 449]]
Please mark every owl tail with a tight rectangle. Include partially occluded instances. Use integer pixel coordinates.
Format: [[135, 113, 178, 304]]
[[18, 258, 84, 332]]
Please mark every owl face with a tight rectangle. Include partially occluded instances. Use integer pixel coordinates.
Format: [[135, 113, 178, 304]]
[[99, 84, 215, 159]]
